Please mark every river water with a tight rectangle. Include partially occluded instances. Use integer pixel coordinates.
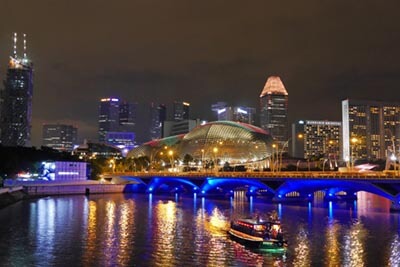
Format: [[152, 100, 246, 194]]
[[0, 192, 399, 266]]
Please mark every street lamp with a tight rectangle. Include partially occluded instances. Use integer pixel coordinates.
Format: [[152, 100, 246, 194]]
[[271, 144, 277, 172], [109, 159, 115, 173], [213, 147, 218, 172]]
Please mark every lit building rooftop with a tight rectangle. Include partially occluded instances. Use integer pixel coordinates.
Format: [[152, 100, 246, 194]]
[[260, 76, 288, 97]]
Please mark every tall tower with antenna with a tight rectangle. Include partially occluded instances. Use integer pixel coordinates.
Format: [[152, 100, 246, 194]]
[[0, 32, 34, 146]]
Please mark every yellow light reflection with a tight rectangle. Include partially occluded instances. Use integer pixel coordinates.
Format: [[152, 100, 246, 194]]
[[325, 220, 341, 266], [153, 201, 177, 267], [343, 221, 367, 267], [208, 208, 229, 235], [83, 200, 97, 265], [103, 200, 116, 265], [292, 227, 311, 266], [117, 200, 135, 266]]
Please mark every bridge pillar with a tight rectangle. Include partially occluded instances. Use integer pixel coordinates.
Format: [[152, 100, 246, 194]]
[[390, 197, 400, 212]]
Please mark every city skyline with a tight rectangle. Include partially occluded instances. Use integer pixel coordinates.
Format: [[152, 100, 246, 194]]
[[1, 1, 400, 146]]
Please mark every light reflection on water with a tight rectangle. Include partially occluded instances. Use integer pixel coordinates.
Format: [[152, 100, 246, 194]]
[[0, 192, 399, 266]]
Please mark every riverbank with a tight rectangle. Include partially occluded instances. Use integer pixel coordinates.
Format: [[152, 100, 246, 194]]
[[0, 180, 130, 209], [0, 186, 26, 209]]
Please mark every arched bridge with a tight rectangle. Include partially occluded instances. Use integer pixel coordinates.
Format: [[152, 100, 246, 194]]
[[102, 171, 400, 211]]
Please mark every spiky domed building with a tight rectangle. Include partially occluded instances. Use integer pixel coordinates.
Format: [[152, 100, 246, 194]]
[[127, 121, 273, 169]]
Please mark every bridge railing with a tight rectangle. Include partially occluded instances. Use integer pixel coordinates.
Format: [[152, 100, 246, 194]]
[[103, 170, 400, 180]]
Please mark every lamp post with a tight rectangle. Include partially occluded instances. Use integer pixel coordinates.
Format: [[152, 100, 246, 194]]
[[109, 159, 115, 173], [213, 147, 219, 172], [200, 149, 205, 171], [279, 140, 290, 172], [271, 144, 277, 172]]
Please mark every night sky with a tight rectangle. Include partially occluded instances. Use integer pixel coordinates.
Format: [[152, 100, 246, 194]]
[[1, 1, 399, 146]]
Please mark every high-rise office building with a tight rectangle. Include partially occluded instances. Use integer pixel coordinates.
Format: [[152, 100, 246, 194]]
[[150, 103, 167, 139], [119, 101, 136, 132], [42, 124, 78, 152], [98, 98, 120, 143], [212, 103, 256, 124], [0, 33, 33, 146], [342, 99, 400, 161], [291, 120, 341, 159], [211, 102, 228, 120], [163, 119, 201, 137], [305, 121, 341, 160], [173, 101, 190, 121], [259, 76, 289, 148]]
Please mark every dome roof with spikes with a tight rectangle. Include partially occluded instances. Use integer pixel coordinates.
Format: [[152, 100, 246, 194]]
[[260, 76, 288, 97]]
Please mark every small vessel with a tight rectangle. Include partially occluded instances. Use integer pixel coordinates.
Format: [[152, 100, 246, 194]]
[[228, 212, 287, 249]]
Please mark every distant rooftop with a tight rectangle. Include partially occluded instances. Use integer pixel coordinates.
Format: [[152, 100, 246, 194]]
[[260, 76, 288, 97]]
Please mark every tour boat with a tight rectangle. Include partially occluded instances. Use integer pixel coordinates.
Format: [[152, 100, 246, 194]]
[[228, 213, 287, 249]]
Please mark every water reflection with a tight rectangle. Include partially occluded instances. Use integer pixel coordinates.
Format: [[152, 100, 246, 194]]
[[117, 200, 135, 265], [292, 227, 311, 266], [83, 200, 97, 265], [324, 219, 340, 266], [0, 192, 398, 266], [388, 234, 400, 266], [35, 198, 56, 261], [343, 221, 367, 267], [153, 200, 177, 267]]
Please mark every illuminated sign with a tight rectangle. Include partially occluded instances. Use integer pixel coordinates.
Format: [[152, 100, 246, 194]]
[[217, 108, 226, 114], [58, 172, 79, 175], [101, 98, 120, 102], [237, 108, 248, 114]]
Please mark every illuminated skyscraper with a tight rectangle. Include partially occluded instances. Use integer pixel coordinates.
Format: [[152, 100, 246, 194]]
[[98, 97, 137, 149], [173, 101, 190, 121], [0, 33, 33, 146], [42, 124, 78, 152], [150, 103, 166, 139], [342, 99, 400, 161], [259, 76, 288, 147], [212, 102, 256, 124], [98, 98, 120, 143], [291, 120, 341, 159], [119, 101, 136, 132]]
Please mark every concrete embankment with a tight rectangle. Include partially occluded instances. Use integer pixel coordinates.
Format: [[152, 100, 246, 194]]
[[0, 187, 26, 209], [0, 181, 130, 208], [24, 183, 127, 196]]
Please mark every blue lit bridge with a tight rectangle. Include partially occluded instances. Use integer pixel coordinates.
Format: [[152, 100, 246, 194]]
[[103, 171, 400, 211]]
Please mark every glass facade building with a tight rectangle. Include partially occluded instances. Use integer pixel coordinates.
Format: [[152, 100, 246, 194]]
[[98, 98, 137, 148], [212, 103, 256, 125], [173, 101, 190, 121], [128, 121, 273, 168], [42, 124, 78, 152], [150, 103, 167, 140], [1, 33, 33, 146], [259, 76, 288, 149], [98, 98, 120, 143]]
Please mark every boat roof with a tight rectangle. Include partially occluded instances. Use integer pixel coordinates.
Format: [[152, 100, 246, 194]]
[[236, 218, 281, 225]]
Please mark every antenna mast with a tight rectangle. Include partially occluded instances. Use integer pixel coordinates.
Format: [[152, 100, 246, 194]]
[[13, 32, 17, 58], [23, 33, 27, 59]]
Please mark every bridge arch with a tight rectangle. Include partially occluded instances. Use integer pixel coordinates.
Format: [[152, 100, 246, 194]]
[[200, 178, 275, 196], [146, 177, 199, 194], [275, 180, 395, 201]]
